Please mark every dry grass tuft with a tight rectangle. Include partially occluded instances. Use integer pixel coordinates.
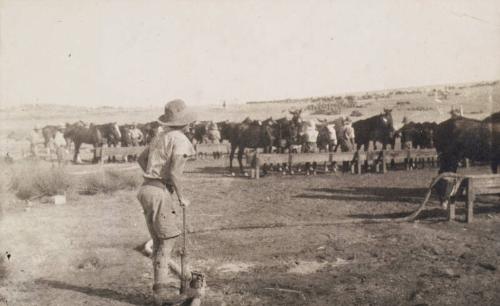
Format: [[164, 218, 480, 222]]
[[79, 169, 141, 195], [8, 162, 70, 200]]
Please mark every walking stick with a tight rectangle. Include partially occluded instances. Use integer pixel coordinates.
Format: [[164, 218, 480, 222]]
[[179, 196, 189, 294]]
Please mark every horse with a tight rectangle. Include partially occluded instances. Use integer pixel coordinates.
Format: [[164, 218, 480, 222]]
[[41, 125, 61, 149], [434, 114, 495, 174], [227, 118, 275, 173], [64, 124, 103, 163], [119, 124, 134, 147], [352, 109, 396, 151], [399, 121, 437, 149], [483, 112, 500, 173], [269, 117, 302, 153], [94, 123, 121, 162], [95, 123, 121, 147], [138, 121, 161, 145], [64, 121, 86, 149], [433, 113, 499, 208]]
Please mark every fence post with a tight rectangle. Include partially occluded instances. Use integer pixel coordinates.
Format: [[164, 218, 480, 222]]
[[405, 149, 411, 171], [448, 199, 456, 222], [465, 178, 474, 223], [381, 151, 387, 174], [355, 151, 361, 175], [255, 152, 260, 179], [464, 158, 470, 168], [288, 152, 293, 173]]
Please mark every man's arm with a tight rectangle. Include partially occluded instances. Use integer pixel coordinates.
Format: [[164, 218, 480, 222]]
[[137, 146, 149, 172], [169, 154, 189, 205]]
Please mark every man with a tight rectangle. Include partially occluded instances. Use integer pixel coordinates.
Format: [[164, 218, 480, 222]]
[[129, 123, 144, 146], [29, 125, 42, 157], [326, 122, 337, 152], [137, 99, 197, 306], [205, 121, 221, 144], [339, 118, 356, 152], [301, 119, 318, 153], [53, 124, 67, 165]]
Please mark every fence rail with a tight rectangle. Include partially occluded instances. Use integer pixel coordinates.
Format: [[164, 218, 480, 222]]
[[248, 149, 441, 179]]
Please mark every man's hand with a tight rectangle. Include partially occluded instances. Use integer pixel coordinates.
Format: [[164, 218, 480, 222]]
[[179, 197, 190, 207], [165, 184, 174, 194]]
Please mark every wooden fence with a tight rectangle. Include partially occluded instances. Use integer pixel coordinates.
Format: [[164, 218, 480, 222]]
[[97, 146, 146, 163], [248, 149, 441, 179], [95, 143, 232, 162], [448, 174, 500, 223], [194, 143, 231, 159]]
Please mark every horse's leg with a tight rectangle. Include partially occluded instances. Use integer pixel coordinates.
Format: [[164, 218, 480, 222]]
[[491, 158, 498, 174], [73, 142, 80, 163], [237, 145, 245, 174], [229, 144, 236, 170]]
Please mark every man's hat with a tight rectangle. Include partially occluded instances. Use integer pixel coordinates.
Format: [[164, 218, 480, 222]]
[[158, 99, 197, 126]]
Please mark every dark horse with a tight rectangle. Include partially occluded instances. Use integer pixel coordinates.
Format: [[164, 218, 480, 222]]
[[399, 121, 437, 149], [270, 117, 301, 153], [95, 122, 121, 147], [435, 112, 500, 174], [353, 109, 396, 151], [41, 125, 61, 149], [64, 124, 102, 163], [64, 122, 121, 163], [138, 121, 161, 145], [224, 118, 274, 173]]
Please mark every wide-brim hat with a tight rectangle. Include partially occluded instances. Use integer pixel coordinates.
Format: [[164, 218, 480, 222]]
[[158, 99, 197, 126]]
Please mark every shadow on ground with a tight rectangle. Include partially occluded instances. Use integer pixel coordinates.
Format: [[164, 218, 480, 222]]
[[35, 279, 148, 306], [295, 186, 429, 203]]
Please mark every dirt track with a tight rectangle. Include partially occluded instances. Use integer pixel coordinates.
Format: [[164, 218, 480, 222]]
[[1, 159, 500, 305]]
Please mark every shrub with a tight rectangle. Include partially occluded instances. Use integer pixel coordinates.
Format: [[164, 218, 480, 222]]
[[80, 169, 141, 195], [9, 162, 70, 200]]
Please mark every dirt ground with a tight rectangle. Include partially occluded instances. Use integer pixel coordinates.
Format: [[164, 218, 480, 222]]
[[1, 158, 499, 306]]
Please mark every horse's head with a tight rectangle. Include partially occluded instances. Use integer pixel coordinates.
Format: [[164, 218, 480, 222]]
[[381, 109, 395, 138]]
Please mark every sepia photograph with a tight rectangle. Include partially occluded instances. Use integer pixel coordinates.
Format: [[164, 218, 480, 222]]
[[1, 0, 500, 305]]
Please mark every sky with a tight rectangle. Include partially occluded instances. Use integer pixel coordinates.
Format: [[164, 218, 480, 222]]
[[1, 0, 499, 107]]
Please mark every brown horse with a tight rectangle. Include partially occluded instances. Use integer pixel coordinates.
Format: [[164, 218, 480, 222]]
[[353, 109, 396, 151], [64, 124, 103, 163], [435, 112, 500, 174], [227, 118, 275, 173], [41, 125, 61, 149], [138, 121, 161, 145]]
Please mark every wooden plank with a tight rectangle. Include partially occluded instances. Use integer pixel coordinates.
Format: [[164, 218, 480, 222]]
[[331, 152, 357, 162], [195, 143, 231, 154], [473, 186, 500, 195], [290, 153, 331, 163], [102, 146, 146, 156], [257, 153, 290, 164], [466, 174, 500, 179], [469, 175, 500, 194], [466, 178, 475, 223], [408, 149, 438, 159]]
